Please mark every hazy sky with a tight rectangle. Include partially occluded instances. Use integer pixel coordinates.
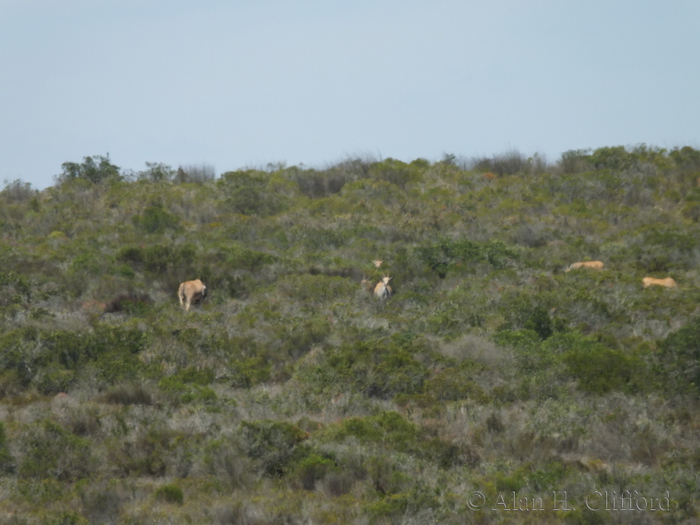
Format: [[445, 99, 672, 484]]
[[2, 1, 699, 189]]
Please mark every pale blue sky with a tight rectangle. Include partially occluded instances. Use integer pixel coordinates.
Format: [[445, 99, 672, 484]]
[[2, 1, 699, 189]]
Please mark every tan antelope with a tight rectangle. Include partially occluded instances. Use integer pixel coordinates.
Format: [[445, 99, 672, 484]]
[[361, 275, 374, 294], [642, 277, 677, 288], [178, 279, 207, 311], [565, 261, 605, 272], [372, 260, 383, 268], [374, 276, 392, 300]]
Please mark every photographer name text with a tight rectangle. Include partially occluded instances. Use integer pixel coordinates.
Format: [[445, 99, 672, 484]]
[[467, 490, 671, 512]]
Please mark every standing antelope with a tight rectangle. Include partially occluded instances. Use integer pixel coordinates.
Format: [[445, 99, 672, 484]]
[[372, 260, 383, 268], [374, 276, 392, 300], [178, 279, 207, 311]]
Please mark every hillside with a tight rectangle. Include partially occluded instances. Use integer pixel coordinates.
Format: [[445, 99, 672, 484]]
[[1, 146, 700, 524]]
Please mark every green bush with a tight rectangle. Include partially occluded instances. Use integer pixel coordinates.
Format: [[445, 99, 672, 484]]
[[323, 410, 474, 469], [660, 317, 700, 398], [277, 316, 332, 360], [35, 363, 74, 395], [630, 227, 698, 272], [201, 438, 249, 488], [217, 170, 292, 216], [422, 367, 488, 403], [0, 324, 148, 392], [19, 420, 94, 481], [100, 383, 152, 405], [0, 327, 40, 388], [416, 237, 518, 278], [1, 179, 37, 202], [239, 420, 308, 477], [493, 330, 571, 401], [326, 411, 419, 451], [589, 146, 635, 171], [291, 453, 338, 490], [559, 149, 593, 174], [159, 367, 216, 402], [670, 146, 700, 172], [45, 511, 86, 525], [498, 291, 555, 339], [117, 243, 196, 275], [92, 345, 145, 385], [0, 271, 32, 302], [562, 343, 638, 395], [278, 274, 356, 303], [154, 484, 184, 505], [368, 158, 422, 188], [107, 425, 180, 477], [0, 422, 14, 474], [298, 339, 428, 399], [230, 356, 271, 388], [133, 204, 181, 233], [287, 162, 364, 198]]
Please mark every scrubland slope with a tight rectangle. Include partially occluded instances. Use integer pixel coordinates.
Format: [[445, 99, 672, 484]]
[[0, 146, 699, 523]]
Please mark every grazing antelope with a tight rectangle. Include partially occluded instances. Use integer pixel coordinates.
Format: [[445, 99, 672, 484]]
[[565, 261, 605, 272], [178, 279, 207, 311], [374, 276, 392, 300], [642, 277, 677, 288]]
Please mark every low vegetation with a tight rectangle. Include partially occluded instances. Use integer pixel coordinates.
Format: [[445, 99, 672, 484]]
[[0, 145, 699, 523]]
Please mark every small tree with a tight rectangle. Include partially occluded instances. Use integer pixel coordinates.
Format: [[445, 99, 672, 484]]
[[1, 179, 36, 202], [138, 162, 176, 182], [56, 154, 120, 184], [175, 163, 216, 183]]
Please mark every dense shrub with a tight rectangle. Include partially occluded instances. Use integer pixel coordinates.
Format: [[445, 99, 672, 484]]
[[99, 383, 152, 405], [368, 158, 422, 188], [0, 271, 32, 303], [422, 366, 488, 402], [19, 420, 94, 481], [326, 411, 419, 448], [416, 237, 518, 278], [107, 425, 184, 477], [217, 170, 292, 216], [0, 422, 14, 474], [229, 356, 271, 388], [290, 453, 338, 490], [1, 179, 37, 202], [470, 149, 536, 175], [286, 159, 370, 198], [154, 484, 184, 505], [132, 204, 181, 233], [562, 343, 639, 394], [0, 324, 147, 393], [498, 291, 555, 339], [670, 145, 700, 167], [297, 338, 428, 399], [176, 163, 216, 183], [558, 149, 593, 174], [323, 412, 473, 469], [660, 317, 700, 398], [102, 292, 148, 315], [239, 420, 308, 477]]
